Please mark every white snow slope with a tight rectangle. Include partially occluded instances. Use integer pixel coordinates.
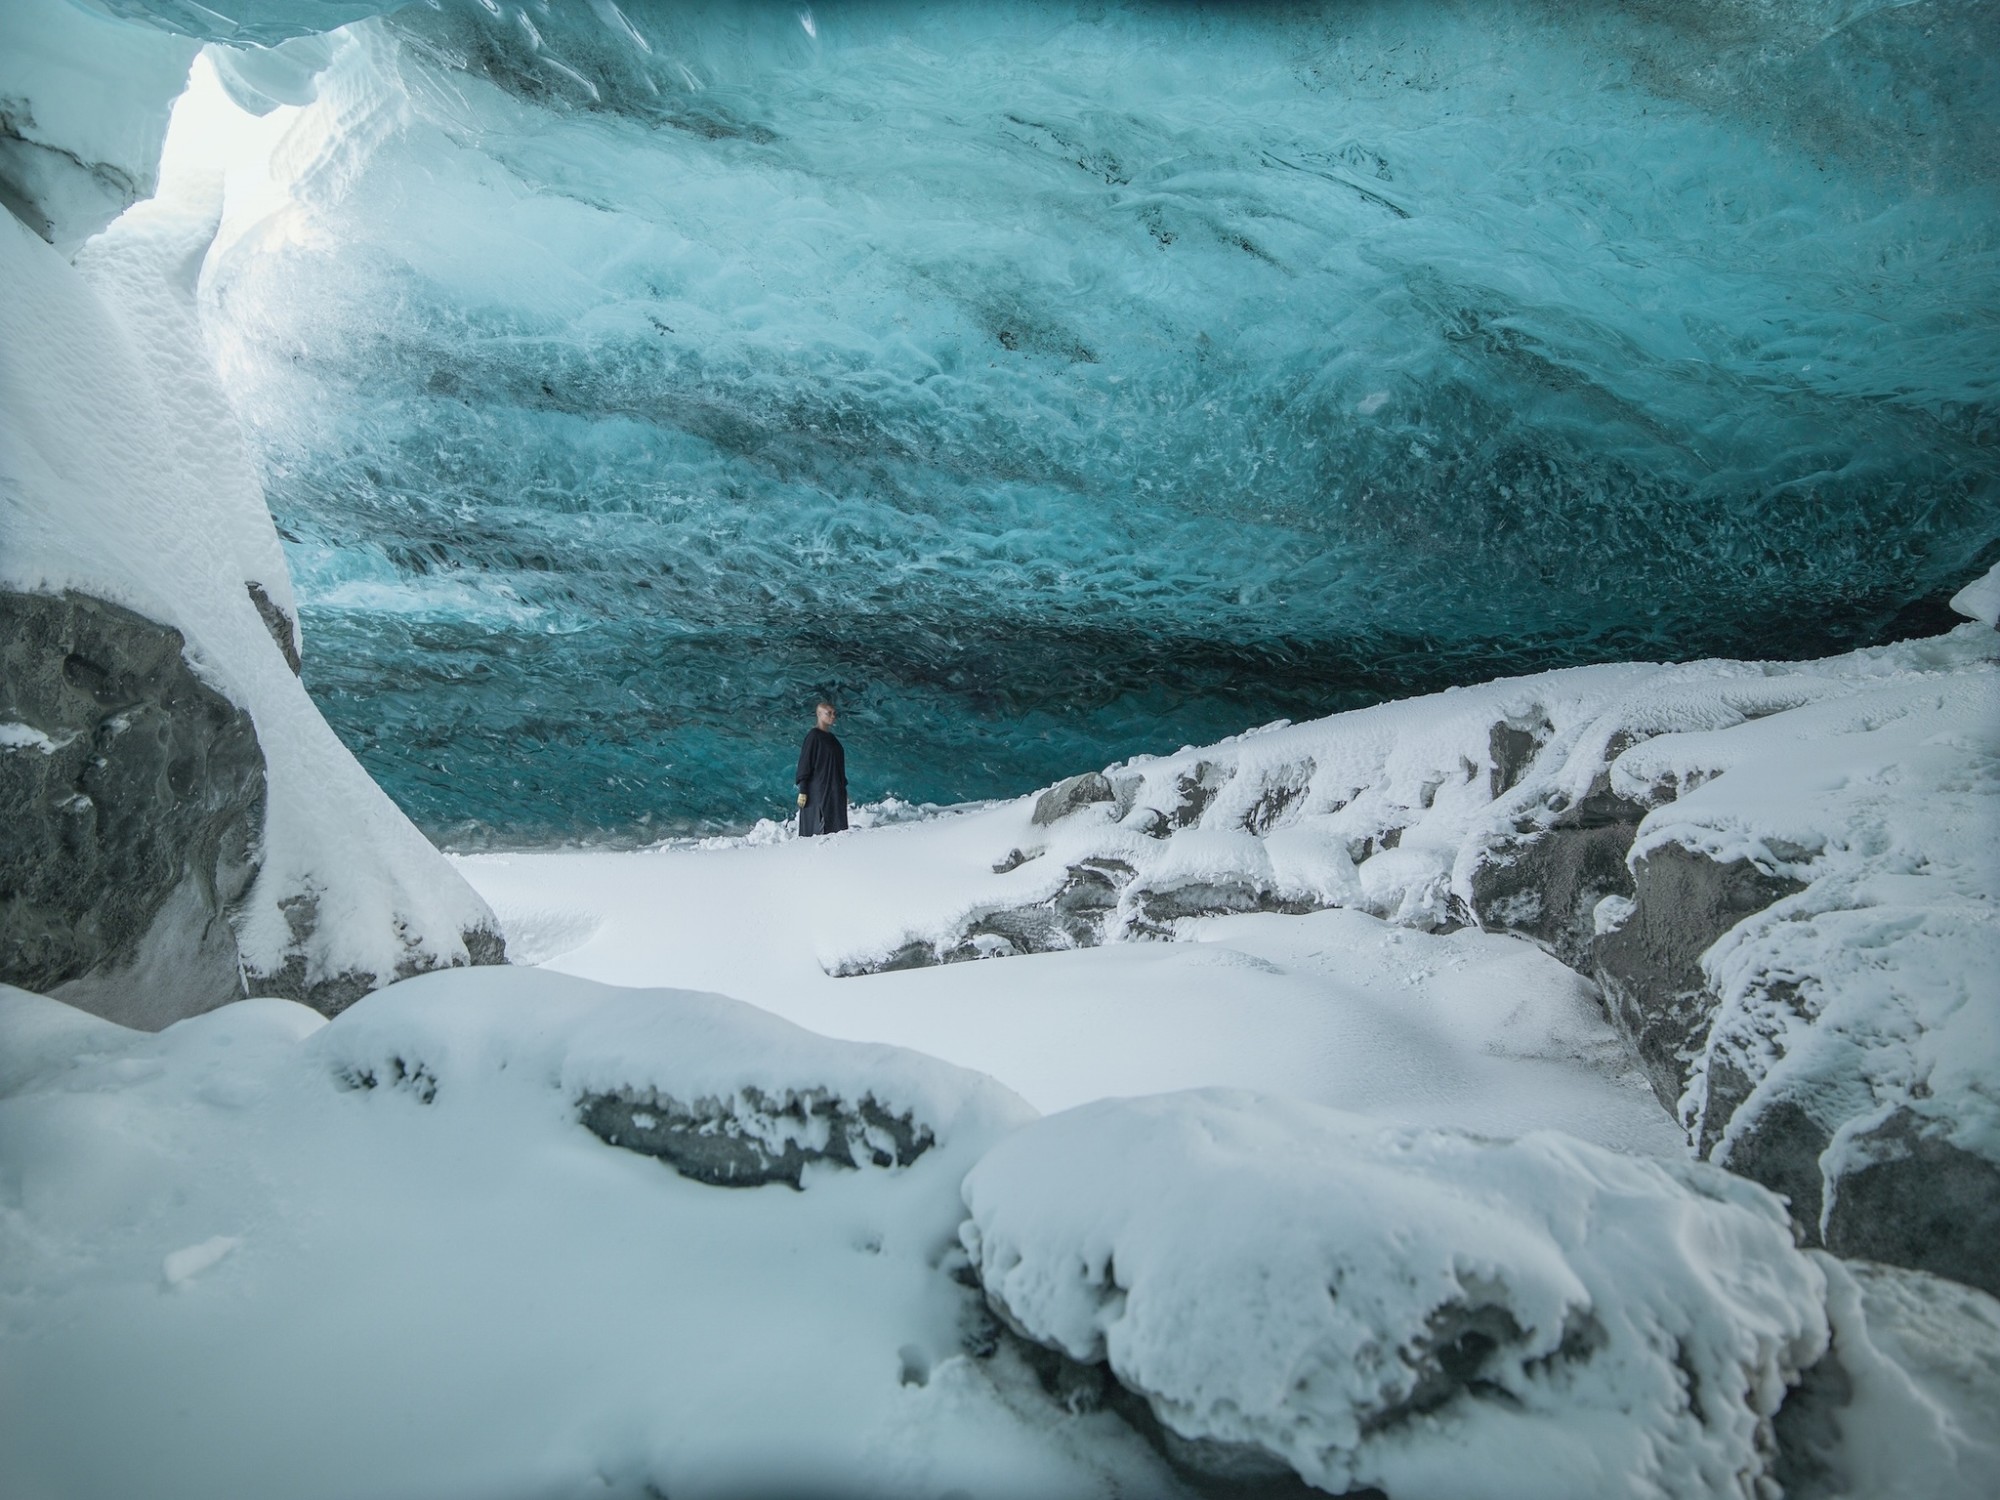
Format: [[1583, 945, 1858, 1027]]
[[0, 973, 1197, 1500], [0, 82, 499, 1004]]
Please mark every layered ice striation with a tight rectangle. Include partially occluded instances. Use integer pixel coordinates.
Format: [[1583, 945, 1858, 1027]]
[[141, 0, 2000, 839]]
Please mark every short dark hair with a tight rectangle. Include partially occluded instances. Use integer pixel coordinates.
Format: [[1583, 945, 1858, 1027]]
[[815, 697, 836, 711]]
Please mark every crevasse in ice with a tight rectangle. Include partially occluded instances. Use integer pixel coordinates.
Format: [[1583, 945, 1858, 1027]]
[[139, 0, 1998, 841]]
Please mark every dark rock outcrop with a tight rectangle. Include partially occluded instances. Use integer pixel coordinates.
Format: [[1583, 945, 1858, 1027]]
[[1130, 875, 1315, 935], [837, 846, 1336, 973], [1, 589, 264, 1029], [1467, 733, 1655, 971], [1, 588, 505, 1026], [1169, 760, 1232, 828], [1820, 1110, 2000, 1297], [973, 1320, 1336, 1500], [1594, 841, 1807, 1114], [1031, 771, 1113, 826], [1240, 758, 1316, 834], [1706, 1089, 1833, 1246], [837, 858, 1138, 973], [1487, 716, 1550, 799], [246, 581, 302, 674], [579, 1085, 934, 1188]]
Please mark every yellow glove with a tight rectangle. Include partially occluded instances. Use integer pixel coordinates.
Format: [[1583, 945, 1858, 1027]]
[[797, 793, 808, 807]]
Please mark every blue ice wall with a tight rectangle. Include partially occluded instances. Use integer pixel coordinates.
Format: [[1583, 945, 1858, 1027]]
[[188, 0, 1998, 842]]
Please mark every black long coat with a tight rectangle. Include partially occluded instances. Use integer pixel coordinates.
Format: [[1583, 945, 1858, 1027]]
[[795, 726, 849, 836]]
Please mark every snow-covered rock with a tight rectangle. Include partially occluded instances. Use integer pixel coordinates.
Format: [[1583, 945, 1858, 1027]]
[[316, 963, 1035, 1184], [0, 591, 264, 1030], [844, 618, 2000, 1293], [962, 1089, 1831, 1500], [1, 105, 502, 1023]]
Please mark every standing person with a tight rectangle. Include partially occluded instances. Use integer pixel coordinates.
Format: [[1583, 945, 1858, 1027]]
[[794, 698, 849, 837]]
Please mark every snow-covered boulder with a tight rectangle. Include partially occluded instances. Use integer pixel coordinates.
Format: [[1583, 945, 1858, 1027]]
[[1775, 1257, 2000, 1500], [962, 1089, 1830, 1500], [1, 109, 502, 1024], [318, 964, 1035, 1189], [1, 592, 265, 1030], [1598, 653, 2000, 1293]]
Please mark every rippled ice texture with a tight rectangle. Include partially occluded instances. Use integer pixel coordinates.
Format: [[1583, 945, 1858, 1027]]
[[175, 0, 1998, 842]]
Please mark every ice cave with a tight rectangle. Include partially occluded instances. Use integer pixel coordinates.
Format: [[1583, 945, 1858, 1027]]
[[2, 2, 1997, 1498]]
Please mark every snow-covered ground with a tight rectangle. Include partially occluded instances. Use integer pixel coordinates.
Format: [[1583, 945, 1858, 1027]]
[[6, 546, 1996, 1498], [0, 975, 1190, 1500], [453, 821, 1679, 1153]]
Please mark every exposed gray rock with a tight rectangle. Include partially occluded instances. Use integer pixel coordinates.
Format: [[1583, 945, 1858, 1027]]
[[1031, 771, 1114, 826], [246, 582, 302, 674], [0, 101, 143, 250], [981, 1324, 1336, 1500], [1594, 840, 1807, 1115], [1821, 1110, 2000, 1297], [578, 1085, 934, 1189], [1169, 760, 1232, 828], [1707, 1087, 1833, 1244], [1, 589, 264, 1029], [1468, 733, 1656, 971], [990, 846, 1037, 874], [1487, 716, 1551, 799], [1132, 876, 1315, 933], [1240, 757, 1316, 834], [833, 858, 1138, 973]]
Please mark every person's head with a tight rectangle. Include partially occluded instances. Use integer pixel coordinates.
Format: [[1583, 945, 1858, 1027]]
[[815, 698, 837, 730]]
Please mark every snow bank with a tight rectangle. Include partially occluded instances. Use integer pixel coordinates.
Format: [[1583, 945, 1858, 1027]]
[[1, 85, 501, 1018], [962, 1089, 1830, 1500], [0, 975, 1197, 1499], [1951, 561, 2000, 630], [1774, 1256, 2000, 1500]]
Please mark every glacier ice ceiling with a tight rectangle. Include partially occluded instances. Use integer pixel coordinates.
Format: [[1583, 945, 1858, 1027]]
[[130, 0, 2000, 841]]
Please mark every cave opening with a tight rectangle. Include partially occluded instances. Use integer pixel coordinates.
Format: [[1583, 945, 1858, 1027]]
[[145, 0, 1999, 844]]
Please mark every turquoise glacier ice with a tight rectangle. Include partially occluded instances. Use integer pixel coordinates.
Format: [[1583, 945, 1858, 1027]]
[[118, 0, 2000, 840]]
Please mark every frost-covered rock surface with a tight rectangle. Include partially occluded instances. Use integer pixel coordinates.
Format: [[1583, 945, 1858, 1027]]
[[840, 618, 2000, 1293], [962, 1089, 1830, 1500], [0, 116, 501, 1022], [317, 963, 1032, 1188]]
